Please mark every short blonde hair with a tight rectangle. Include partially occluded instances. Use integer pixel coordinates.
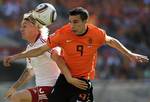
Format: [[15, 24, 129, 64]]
[[22, 12, 49, 38], [22, 12, 45, 28]]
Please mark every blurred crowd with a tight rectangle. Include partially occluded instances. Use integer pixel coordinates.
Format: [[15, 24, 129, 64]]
[[0, 0, 150, 80]]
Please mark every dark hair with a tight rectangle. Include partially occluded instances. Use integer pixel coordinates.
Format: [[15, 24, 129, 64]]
[[69, 7, 89, 21]]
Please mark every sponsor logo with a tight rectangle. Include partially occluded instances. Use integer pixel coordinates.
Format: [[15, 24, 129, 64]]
[[66, 40, 72, 43]]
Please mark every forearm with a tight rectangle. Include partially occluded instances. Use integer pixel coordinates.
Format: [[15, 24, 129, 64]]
[[56, 57, 72, 80], [11, 68, 33, 89], [52, 53, 72, 81], [13, 44, 50, 60], [50, 48, 73, 82], [106, 37, 132, 57], [13, 48, 44, 60]]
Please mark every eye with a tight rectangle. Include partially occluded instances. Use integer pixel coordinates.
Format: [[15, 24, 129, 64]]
[[73, 20, 79, 23]]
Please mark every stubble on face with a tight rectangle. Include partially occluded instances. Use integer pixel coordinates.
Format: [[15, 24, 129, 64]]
[[69, 15, 87, 35]]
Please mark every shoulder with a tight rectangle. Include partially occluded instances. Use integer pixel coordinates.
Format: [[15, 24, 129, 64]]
[[87, 24, 106, 44], [35, 36, 47, 45], [50, 23, 71, 40], [39, 35, 47, 42], [28, 37, 46, 49], [87, 24, 106, 36], [88, 24, 104, 32]]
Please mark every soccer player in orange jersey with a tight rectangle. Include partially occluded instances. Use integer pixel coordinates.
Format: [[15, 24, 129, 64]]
[[4, 7, 149, 102], [3, 4, 87, 102]]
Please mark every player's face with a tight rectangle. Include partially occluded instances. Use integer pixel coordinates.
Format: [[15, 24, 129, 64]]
[[69, 15, 87, 35], [20, 20, 38, 41]]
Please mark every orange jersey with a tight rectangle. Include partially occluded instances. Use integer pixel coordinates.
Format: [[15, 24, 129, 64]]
[[47, 23, 106, 80]]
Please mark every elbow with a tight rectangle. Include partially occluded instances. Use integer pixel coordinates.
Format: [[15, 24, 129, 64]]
[[51, 51, 60, 62], [106, 37, 117, 48], [51, 49, 65, 67]]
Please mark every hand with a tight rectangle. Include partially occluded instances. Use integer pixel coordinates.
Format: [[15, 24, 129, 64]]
[[67, 77, 88, 90], [128, 53, 149, 63], [3, 56, 16, 67], [4, 87, 16, 99]]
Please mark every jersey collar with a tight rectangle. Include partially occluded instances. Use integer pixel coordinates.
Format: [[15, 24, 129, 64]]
[[77, 26, 88, 36]]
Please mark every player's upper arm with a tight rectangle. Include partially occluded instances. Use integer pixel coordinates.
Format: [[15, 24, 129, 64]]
[[47, 30, 62, 48], [105, 35, 112, 44], [105, 35, 117, 47], [97, 28, 107, 45]]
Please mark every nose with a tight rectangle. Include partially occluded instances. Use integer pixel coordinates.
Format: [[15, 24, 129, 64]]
[[20, 26, 24, 32], [20, 28, 24, 34]]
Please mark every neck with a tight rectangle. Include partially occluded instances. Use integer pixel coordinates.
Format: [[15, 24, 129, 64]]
[[77, 25, 88, 36], [29, 32, 40, 44]]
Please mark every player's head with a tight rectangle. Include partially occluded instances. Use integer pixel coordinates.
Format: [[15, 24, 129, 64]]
[[69, 7, 89, 21], [20, 13, 40, 43], [20, 3, 56, 42], [69, 7, 89, 35]]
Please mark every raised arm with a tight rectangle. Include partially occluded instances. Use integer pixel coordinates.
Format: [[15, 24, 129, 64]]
[[105, 35, 149, 63], [5, 68, 34, 98], [3, 44, 50, 67]]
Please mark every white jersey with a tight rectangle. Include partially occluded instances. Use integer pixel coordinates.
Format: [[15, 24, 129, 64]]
[[26, 36, 60, 86]]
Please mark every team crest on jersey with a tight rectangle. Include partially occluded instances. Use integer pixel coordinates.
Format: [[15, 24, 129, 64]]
[[88, 38, 92, 44], [88, 37, 93, 47]]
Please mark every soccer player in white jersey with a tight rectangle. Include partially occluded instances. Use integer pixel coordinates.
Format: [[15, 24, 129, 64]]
[[3, 12, 61, 102], [3, 3, 88, 102]]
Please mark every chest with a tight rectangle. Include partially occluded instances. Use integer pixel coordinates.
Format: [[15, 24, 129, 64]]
[[26, 41, 51, 64], [61, 34, 99, 56]]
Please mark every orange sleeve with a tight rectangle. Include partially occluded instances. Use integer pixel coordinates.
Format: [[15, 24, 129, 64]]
[[98, 28, 106, 46], [47, 30, 61, 48]]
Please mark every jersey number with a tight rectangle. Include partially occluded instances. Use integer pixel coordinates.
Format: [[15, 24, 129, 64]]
[[76, 45, 84, 56]]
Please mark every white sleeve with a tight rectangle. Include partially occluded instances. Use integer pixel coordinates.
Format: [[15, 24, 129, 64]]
[[26, 58, 32, 69]]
